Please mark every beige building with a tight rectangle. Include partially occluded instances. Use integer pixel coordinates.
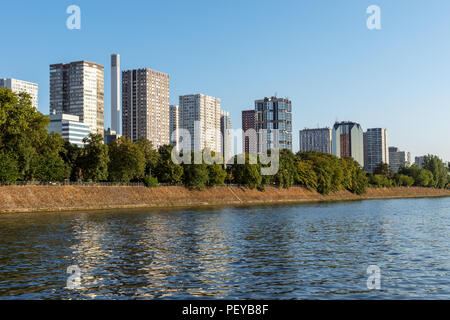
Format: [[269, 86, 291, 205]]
[[179, 94, 221, 153], [122, 68, 170, 147], [0, 78, 38, 109], [50, 61, 104, 136]]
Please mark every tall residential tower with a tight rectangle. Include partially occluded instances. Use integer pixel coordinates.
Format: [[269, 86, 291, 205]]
[[50, 61, 105, 136], [363, 128, 389, 173], [122, 68, 170, 147], [0, 78, 38, 109], [332, 121, 364, 167]]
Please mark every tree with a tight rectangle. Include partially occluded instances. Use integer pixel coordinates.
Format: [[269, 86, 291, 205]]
[[231, 154, 263, 189], [295, 160, 318, 190], [108, 137, 145, 183], [182, 152, 209, 190], [135, 138, 160, 176], [273, 149, 297, 188], [79, 134, 109, 182], [423, 155, 447, 189], [207, 163, 227, 186], [154, 145, 183, 184], [374, 163, 392, 179], [0, 151, 20, 183]]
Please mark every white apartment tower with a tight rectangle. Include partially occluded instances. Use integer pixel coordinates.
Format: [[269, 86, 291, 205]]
[[50, 61, 105, 136], [179, 94, 221, 153], [111, 54, 120, 134], [363, 128, 389, 173], [0, 78, 39, 109], [122, 68, 170, 147], [299, 128, 332, 154]]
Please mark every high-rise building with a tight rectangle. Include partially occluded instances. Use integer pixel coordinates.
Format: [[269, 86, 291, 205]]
[[122, 68, 170, 147], [363, 128, 389, 173], [255, 97, 292, 152], [299, 128, 332, 154], [415, 156, 425, 168], [50, 61, 105, 136], [332, 121, 364, 167], [47, 113, 91, 147], [169, 105, 179, 147], [242, 110, 257, 154], [104, 128, 121, 145], [389, 147, 411, 173], [0, 78, 38, 109], [220, 110, 232, 162], [179, 94, 221, 153], [111, 54, 120, 134]]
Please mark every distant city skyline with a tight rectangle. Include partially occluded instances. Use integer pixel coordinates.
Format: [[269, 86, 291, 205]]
[[1, 0, 450, 161]]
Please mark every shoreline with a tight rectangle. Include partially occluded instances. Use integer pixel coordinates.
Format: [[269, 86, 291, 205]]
[[1, 185, 450, 214]]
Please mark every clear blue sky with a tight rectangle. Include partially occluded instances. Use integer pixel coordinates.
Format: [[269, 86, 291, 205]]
[[1, 0, 450, 161]]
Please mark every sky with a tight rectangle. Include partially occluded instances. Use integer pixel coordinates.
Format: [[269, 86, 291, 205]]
[[1, 0, 450, 161]]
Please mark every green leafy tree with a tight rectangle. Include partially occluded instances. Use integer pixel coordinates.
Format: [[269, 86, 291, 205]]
[[154, 145, 183, 184], [273, 149, 297, 188], [295, 160, 318, 190], [0, 151, 20, 183], [135, 138, 160, 176], [108, 136, 145, 182], [79, 134, 109, 182], [182, 152, 209, 190], [207, 163, 227, 186], [231, 154, 263, 189], [423, 155, 447, 189]]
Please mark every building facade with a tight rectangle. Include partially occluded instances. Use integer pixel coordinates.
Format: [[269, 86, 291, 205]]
[[104, 128, 121, 145], [179, 94, 221, 153], [332, 121, 364, 167], [122, 68, 170, 147], [220, 110, 232, 162], [111, 54, 121, 134], [299, 128, 332, 154], [0, 78, 38, 109], [389, 147, 411, 173], [242, 110, 257, 154], [255, 97, 292, 152], [169, 105, 179, 147], [363, 128, 389, 173], [50, 61, 105, 136], [47, 113, 91, 147], [415, 156, 425, 168]]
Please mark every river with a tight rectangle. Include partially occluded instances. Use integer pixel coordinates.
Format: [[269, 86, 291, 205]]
[[0, 197, 449, 299]]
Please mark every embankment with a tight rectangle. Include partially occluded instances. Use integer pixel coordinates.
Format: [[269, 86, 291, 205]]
[[1, 186, 450, 214]]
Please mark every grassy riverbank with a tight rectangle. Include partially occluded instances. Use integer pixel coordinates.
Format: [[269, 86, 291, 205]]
[[1, 186, 450, 214]]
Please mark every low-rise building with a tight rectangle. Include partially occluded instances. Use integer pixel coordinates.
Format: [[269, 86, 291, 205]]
[[47, 113, 90, 147]]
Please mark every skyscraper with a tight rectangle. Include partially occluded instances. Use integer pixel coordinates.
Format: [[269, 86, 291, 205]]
[[122, 68, 170, 147], [179, 94, 221, 153], [0, 78, 38, 109], [169, 105, 179, 147], [363, 128, 389, 173], [389, 147, 411, 173], [242, 110, 257, 154], [299, 128, 332, 154], [111, 54, 120, 134], [50, 61, 105, 136], [255, 97, 292, 152], [220, 110, 232, 162], [332, 121, 364, 167]]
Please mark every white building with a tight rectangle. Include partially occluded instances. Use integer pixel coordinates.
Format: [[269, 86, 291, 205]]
[[179, 94, 221, 153], [169, 105, 179, 147], [122, 68, 170, 147], [0, 78, 38, 109], [363, 128, 389, 173], [299, 128, 332, 154], [50, 61, 105, 137], [47, 113, 91, 147], [389, 147, 411, 173], [111, 54, 121, 134]]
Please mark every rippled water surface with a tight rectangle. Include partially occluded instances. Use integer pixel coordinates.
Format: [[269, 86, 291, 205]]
[[0, 197, 450, 299]]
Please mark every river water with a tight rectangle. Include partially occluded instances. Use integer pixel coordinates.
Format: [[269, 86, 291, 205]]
[[0, 197, 449, 299]]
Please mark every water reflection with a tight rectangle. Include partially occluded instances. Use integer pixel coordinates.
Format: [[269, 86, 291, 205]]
[[0, 197, 450, 299]]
